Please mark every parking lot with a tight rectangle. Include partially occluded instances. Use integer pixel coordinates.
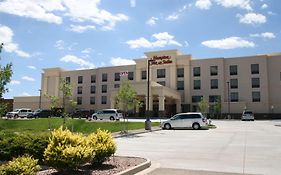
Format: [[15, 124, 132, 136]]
[[115, 120, 281, 175]]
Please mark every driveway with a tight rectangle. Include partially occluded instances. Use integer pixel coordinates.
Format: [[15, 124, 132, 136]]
[[115, 120, 281, 175]]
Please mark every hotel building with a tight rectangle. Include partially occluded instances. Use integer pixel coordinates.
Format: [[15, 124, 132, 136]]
[[14, 50, 281, 118]]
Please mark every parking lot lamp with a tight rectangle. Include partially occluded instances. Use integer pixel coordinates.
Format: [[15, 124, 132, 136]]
[[145, 59, 152, 130], [39, 89, 42, 109], [227, 81, 230, 119]]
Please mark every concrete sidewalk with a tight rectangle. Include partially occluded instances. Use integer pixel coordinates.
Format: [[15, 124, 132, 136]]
[[112, 126, 162, 138]]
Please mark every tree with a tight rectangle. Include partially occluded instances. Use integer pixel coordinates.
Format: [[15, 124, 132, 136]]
[[198, 97, 209, 115], [59, 78, 72, 111], [214, 97, 222, 119]]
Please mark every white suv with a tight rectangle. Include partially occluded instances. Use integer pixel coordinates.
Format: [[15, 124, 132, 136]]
[[241, 111, 254, 121], [161, 112, 208, 130], [92, 109, 123, 120], [6, 108, 33, 118]]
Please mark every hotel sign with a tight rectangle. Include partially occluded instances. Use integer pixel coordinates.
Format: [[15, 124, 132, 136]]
[[149, 55, 172, 65]]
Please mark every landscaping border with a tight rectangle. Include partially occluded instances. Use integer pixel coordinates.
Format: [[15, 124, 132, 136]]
[[116, 157, 151, 175]]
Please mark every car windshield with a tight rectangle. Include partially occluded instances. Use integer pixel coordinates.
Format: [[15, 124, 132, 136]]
[[13, 109, 20, 112], [171, 115, 179, 120], [244, 111, 253, 115]]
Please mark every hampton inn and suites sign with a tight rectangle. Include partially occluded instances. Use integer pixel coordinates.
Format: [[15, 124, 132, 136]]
[[149, 55, 172, 65]]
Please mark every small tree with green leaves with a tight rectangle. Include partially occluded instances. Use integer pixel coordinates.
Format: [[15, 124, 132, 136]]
[[214, 97, 222, 119], [59, 78, 73, 124], [198, 97, 209, 116]]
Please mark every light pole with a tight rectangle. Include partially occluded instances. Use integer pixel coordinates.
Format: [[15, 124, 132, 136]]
[[271, 105, 274, 119], [39, 89, 42, 109], [227, 81, 230, 119], [145, 59, 152, 130]]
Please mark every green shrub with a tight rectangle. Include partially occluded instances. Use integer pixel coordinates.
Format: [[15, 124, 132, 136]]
[[0, 155, 41, 175], [0, 133, 49, 162], [87, 129, 116, 164], [44, 127, 94, 170]]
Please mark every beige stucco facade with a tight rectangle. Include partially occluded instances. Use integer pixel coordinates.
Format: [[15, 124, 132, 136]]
[[14, 50, 281, 118]]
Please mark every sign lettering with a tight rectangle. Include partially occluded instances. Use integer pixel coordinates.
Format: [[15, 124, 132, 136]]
[[149, 55, 172, 65]]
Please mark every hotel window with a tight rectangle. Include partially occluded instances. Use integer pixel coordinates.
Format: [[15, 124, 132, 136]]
[[210, 66, 218, 76], [177, 81, 184, 90], [192, 96, 203, 103], [90, 85, 96, 94], [91, 75, 96, 83], [101, 85, 107, 93], [102, 73, 107, 82], [252, 78, 260, 88], [114, 84, 120, 88], [230, 79, 238, 89], [157, 69, 166, 78], [90, 96, 95, 105], [230, 92, 239, 102], [77, 97, 82, 105], [177, 68, 184, 78], [128, 72, 134, 80], [77, 86, 82, 94], [252, 91, 261, 102], [209, 95, 221, 103], [193, 80, 201, 90], [141, 70, 147, 80], [251, 64, 259, 74], [101, 96, 107, 104], [211, 79, 218, 89], [157, 81, 166, 86], [193, 67, 200, 77], [114, 73, 120, 81], [65, 77, 71, 84], [78, 76, 83, 84], [230, 65, 238, 75]]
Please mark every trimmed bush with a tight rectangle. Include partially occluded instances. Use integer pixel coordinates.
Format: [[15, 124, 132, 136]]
[[44, 127, 94, 170], [87, 129, 116, 164], [0, 132, 49, 162], [0, 155, 41, 175]]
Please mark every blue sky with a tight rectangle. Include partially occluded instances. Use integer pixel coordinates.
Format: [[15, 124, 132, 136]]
[[0, 0, 280, 99]]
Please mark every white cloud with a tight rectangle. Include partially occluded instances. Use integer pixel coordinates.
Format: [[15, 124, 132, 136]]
[[215, 0, 252, 11], [22, 76, 35, 81], [110, 57, 135, 66], [146, 17, 158, 26], [267, 11, 276, 15], [10, 80, 20, 85], [81, 48, 93, 54], [261, 3, 268, 9], [202, 37, 255, 49], [195, 0, 212, 10], [60, 55, 95, 69], [27, 65, 36, 70], [250, 32, 276, 39], [130, 0, 136, 7], [126, 32, 182, 49], [69, 24, 96, 33], [184, 41, 189, 47], [237, 13, 266, 24], [0, 24, 30, 58], [20, 92, 31, 96], [54, 40, 64, 50], [165, 14, 179, 21], [0, 0, 63, 24]]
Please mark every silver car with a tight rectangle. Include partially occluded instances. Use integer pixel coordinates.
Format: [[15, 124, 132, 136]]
[[6, 108, 33, 118], [92, 109, 123, 120], [241, 111, 254, 121], [161, 112, 208, 130]]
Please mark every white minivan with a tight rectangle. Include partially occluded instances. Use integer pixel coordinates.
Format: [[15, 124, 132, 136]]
[[92, 109, 123, 120], [161, 112, 208, 130]]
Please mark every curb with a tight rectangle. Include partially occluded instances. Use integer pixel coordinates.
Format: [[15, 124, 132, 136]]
[[113, 128, 162, 138], [115, 158, 151, 175]]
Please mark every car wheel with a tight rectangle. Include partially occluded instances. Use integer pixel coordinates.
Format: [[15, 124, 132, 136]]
[[164, 123, 171, 130], [14, 114, 18, 118], [192, 123, 200, 130], [93, 116, 97, 120], [110, 116, 115, 121]]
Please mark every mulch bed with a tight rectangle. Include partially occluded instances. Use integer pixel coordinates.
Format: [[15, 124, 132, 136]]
[[37, 156, 146, 175]]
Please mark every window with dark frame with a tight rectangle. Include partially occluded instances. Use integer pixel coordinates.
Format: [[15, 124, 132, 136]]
[[209, 95, 221, 103], [252, 91, 261, 102], [193, 67, 200, 77], [90, 96, 95, 104], [90, 85, 96, 94], [251, 64, 259, 74], [91, 75, 96, 83], [230, 79, 238, 89], [192, 96, 203, 103], [78, 76, 83, 84], [252, 78, 260, 88], [77, 97, 82, 105], [141, 70, 147, 80], [101, 96, 107, 104], [230, 92, 239, 102], [211, 79, 218, 89], [128, 72, 134, 80], [102, 73, 107, 82], [193, 80, 201, 90], [114, 73, 120, 81], [177, 68, 184, 78], [177, 81, 184, 90], [101, 85, 107, 93], [114, 84, 120, 88], [65, 77, 71, 84], [157, 69, 166, 78], [77, 86, 82, 94], [230, 65, 238, 75], [157, 81, 166, 86], [210, 66, 218, 76]]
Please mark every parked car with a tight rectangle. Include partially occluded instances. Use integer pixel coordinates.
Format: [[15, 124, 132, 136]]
[[70, 109, 91, 119], [241, 110, 254, 121], [161, 112, 208, 130], [27, 109, 52, 118], [6, 108, 33, 118], [92, 109, 123, 120]]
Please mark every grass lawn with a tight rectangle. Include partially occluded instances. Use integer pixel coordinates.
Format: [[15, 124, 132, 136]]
[[0, 118, 160, 134]]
